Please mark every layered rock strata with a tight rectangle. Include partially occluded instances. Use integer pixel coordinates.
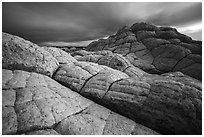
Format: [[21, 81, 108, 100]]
[[85, 23, 202, 80], [2, 22, 202, 135]]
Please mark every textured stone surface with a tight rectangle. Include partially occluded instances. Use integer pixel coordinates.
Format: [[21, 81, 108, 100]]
[[25, 129, 60, 135], [85, 22, 202, 80], [2, 32, 59, 77], [2, 24, 202, 135], [2, 106, 17, 134], [53, 60, 201, 134], [72, 50, 146, 78], [2, 69, 157, 135], [53, 63, 93, 92], [173, 54, 202, 80], [53, 61, 129, 94], [43, 47, 77, 65]]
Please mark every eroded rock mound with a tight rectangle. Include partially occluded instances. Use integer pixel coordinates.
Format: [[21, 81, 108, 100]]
[[71, 50, 153, 78], [2, 33, 59, 77], [86, 22, 202, 80], [53, 58, 202, 135], [2, 69, 158, 135], [2, 27, 202, 135]]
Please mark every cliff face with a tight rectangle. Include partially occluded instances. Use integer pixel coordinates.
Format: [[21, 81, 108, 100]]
[[2, 22, 202, 135]]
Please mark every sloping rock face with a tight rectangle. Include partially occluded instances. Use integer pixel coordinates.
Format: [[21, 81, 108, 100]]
[[2, 69, 158, 135], [53, 60, 202, 135], [71, 50, 147, 79], [2, 33, 59, 77], [43, 47, 77, 65], [2, 32, 158, 135], [85, 22, 202, 80], [2, 23, 202, 135]]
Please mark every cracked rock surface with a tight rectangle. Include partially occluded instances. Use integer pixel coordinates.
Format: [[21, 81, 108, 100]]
[[71, 50, 147, 79], [53, 58, 201, 135], [2, 69, 158, 135], [43, 47, 77, 65], [2, 32, 59, 77], [85, 22, 202, 80], [2, 22, 202, 135]]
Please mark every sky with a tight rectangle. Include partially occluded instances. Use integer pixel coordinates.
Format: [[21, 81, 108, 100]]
[[2, 2, 202, 47]]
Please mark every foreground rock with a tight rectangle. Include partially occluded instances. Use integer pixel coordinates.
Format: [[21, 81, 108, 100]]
[[2, 33, 59, 77], [2, 69, 158, 135], [85, 23, 202, 80], [53, 61, 202, 135], [2, 30, 202, 135]]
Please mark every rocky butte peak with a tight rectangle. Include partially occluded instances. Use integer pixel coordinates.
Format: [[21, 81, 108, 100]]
[[131, 22, 158, 32], [86, 22, 202, 80]]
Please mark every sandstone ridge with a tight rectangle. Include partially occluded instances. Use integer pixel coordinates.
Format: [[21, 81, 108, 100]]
[[2, 22, 202, 135], [85, 22, 202, 80]]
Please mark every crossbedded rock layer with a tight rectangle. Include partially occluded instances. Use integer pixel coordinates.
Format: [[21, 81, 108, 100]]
[[2, 69, 158, 135], [85, 23, 202, 80]]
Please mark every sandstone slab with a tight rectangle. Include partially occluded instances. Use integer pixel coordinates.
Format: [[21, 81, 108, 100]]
[[2, 69, 158, 135]]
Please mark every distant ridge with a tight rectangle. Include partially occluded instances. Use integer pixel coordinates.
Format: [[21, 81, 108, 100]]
[[85, 22, 202, 80]]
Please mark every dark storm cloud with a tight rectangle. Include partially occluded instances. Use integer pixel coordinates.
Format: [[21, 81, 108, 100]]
[[2, 2, 202, 44], [146, 2, 202, 26]]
